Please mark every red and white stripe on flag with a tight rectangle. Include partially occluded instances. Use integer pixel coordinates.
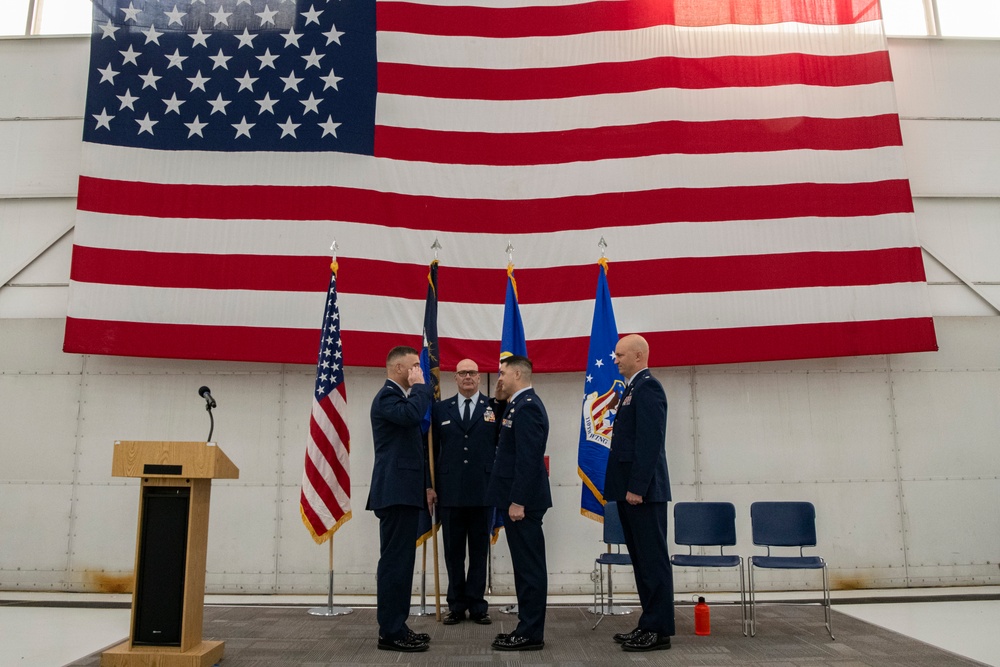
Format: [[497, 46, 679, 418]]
[[301, 382, 351, 543], [66, 0, 937, 371], [300, 271, 351, 543]]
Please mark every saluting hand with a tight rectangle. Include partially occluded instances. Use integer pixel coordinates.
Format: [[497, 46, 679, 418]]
[[408, 365, 425, 386]]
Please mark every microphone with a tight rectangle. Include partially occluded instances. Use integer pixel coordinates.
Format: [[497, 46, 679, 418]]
[[198, 385, 217, 409]]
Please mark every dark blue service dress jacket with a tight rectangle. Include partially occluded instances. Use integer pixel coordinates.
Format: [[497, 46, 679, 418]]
[[431, 393, 499, 507], [603, 370, 671, 503], [485, 388, 552, 511], [366, 380, 434, 511]]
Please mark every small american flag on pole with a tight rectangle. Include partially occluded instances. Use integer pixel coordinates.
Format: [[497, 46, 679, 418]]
[[300, 258, 351, 543]]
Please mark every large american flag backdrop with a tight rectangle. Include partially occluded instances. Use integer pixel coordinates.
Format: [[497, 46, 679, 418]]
[[66, 0, 938, 372]]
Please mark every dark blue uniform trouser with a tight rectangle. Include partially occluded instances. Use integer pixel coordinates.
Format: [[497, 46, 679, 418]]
[[618, 500, 676, 636], [440, 505, 491, 616], [503, 507, 547, 641], [374, 505, 419, 640]]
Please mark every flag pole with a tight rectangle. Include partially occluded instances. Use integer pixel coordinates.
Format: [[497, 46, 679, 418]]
[[305, 240, 352, 618], [427, 428, 442, 621], [428, 240, 443, 620], [411, 543, 431, 615], [308, 535, 353, 616], [498, 241, 519, 616]]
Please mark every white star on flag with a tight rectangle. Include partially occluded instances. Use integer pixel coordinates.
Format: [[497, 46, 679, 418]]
[[116, 89, 138, 110], [278, 116, 301, 138], [164, 5, 186, 26], [97, 64, 119, 84], [208, 93, 231, 115], [301, 4, 322, 25], [120, 45, 140, 65], [93, 108, 114, 130], [184, 115, 208, 138], [232, 116, 255, 138], [163, 93, 184, 114], [141, 25, 163, 45], [136, 113, 157, 135], [256, 92, 279, 114], [318, 115, 340, 137], [257, 5, 279, 26], [120, 2, 140, 22], [236, 29, 256, 49], [209, 7, 233, 27]]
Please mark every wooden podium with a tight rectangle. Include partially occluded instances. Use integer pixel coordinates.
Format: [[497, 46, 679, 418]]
[[103, 441, 239, 667]]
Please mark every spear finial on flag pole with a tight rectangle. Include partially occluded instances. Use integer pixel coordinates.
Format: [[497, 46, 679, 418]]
[[506, 240, 515, 267], [598, 237, 609, 272], [431, 237, 442, 260]]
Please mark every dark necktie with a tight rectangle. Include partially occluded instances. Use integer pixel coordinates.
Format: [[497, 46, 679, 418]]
[[463, 398, 472, 425]]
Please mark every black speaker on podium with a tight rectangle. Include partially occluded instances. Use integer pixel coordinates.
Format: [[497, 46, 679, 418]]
[[134, 486, 191, 646]]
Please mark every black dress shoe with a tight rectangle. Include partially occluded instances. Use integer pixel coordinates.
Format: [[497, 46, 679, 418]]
[[442, 611, 465, 625], [622, 630, 671, 652], [491, 635, 544, 651], [407, 630, 431, 644], [470, 613, 492, 625], [377, 636, 429, 652], [613, 626, 643, 644], [494, 632, 510, 641]]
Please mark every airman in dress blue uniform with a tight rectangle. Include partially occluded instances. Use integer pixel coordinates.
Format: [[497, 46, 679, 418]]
[[603, 334, 674, 652]]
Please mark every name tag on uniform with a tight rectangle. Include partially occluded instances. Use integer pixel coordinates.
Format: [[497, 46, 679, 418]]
[[483, 407, 496, 423], [502, 418, 513, 428], [441, 419, 452, 425]]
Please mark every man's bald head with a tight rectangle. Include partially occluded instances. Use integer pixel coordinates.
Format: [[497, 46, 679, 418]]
[[614, 334, 649, 379]]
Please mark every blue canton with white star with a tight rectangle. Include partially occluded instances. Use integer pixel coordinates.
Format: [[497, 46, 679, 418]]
[[315, 271, 345, 399], [84, 0, 376, 153]]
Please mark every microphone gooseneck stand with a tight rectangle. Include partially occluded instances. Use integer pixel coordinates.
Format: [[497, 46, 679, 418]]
[[205, 400, 214, 443]]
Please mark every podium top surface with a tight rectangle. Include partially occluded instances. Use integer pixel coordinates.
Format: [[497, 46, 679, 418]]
[[112, 441, 240, 479]]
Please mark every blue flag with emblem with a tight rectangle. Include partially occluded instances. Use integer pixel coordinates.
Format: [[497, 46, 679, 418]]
[[578, 259, 624, 522], [416, 260, 440, 547], [492, 263, 528, 542], [499, 264, 527, 360]]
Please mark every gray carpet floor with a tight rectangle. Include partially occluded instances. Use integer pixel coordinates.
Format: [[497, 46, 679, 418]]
[[71, 603, 986, 666]]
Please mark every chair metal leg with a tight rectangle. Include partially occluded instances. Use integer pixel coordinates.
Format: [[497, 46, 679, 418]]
[[822, 561, 834, 640], [748, 560, 757, 637], [738, 559, 748, 637], [607, 563, 614, 611], [591, 561, 606, 629]]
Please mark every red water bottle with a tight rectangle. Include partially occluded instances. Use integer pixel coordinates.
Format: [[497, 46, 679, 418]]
[[694, 596, 711, 636]]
